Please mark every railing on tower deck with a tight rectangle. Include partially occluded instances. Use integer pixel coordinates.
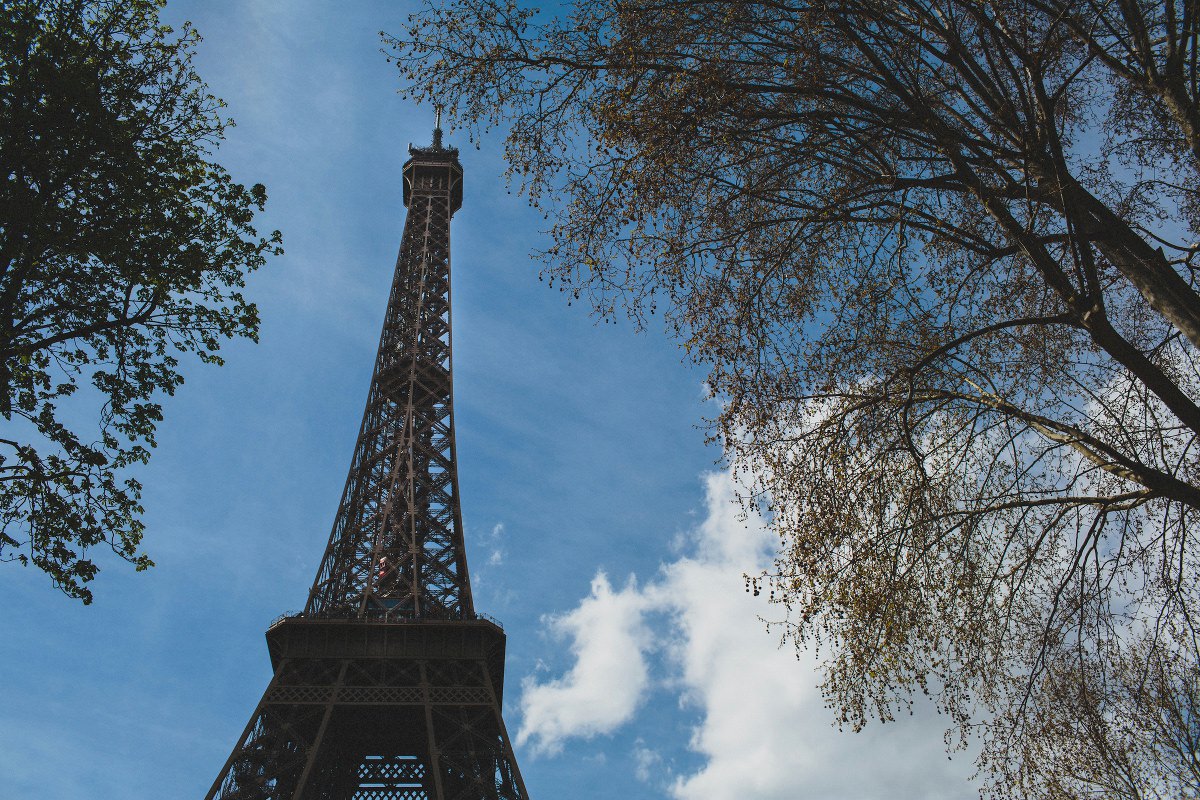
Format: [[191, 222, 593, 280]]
[[267, 609, 504, 632]]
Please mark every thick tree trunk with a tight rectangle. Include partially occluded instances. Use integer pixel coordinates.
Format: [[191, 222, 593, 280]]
[[1058, 177, 1200, 352]]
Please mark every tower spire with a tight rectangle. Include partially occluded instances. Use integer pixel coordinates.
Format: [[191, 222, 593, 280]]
[[205, 120, 529, 800], [433, 105, 443, 149]]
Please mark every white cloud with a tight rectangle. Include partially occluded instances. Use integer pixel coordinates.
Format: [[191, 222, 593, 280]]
[[516, 471, 977, 799], [633, 740, 665, 783], [516, 572, 654, 754], [488, 523, 505, 565]]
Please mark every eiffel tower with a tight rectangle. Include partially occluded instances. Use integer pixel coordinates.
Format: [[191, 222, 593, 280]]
[[206, 118, 530, 800]]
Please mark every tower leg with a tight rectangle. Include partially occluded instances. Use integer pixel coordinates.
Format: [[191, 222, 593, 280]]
[[207, 651, 528, 800]]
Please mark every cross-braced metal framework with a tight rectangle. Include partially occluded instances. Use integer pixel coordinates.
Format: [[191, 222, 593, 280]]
[[306, 136, 470, 622], [206, 129, 530, 800]]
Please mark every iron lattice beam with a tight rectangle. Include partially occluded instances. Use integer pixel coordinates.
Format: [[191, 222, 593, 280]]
[[206, 133, 530, 800], [306, 142, 472, 622]]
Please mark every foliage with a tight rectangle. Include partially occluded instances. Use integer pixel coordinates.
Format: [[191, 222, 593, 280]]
[[390, 0, 1200, 795], [0, 0, 281, 603], [985, 625, 1200, 798]]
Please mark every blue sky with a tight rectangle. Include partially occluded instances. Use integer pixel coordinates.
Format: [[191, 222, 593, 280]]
[[0, 2, 977, 797]]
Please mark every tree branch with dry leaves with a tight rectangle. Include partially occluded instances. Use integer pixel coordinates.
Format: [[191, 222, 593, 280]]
[[389, 1, 1200, 796]]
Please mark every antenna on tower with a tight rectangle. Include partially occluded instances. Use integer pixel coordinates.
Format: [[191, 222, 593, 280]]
[[433, 105, 443, 148]]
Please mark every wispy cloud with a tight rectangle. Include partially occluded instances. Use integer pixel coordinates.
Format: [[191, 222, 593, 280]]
[[516, 471, 977, 799], [488, 523, 505, 565], [633, 739, 665, 783]]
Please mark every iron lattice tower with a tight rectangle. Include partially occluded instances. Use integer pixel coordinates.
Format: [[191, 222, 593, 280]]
[[206, 126, 530, 800]]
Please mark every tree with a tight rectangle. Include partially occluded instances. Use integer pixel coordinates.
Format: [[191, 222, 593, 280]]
[[0, 0, 281, 603], [389, 0, 1200, 796], [986, 626, 1200, 798]]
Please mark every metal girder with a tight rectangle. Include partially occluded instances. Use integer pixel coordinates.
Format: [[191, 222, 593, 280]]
[[206, 640, 527, 800], [207, 134, 530, 800], [303, 142, 471, 623]]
